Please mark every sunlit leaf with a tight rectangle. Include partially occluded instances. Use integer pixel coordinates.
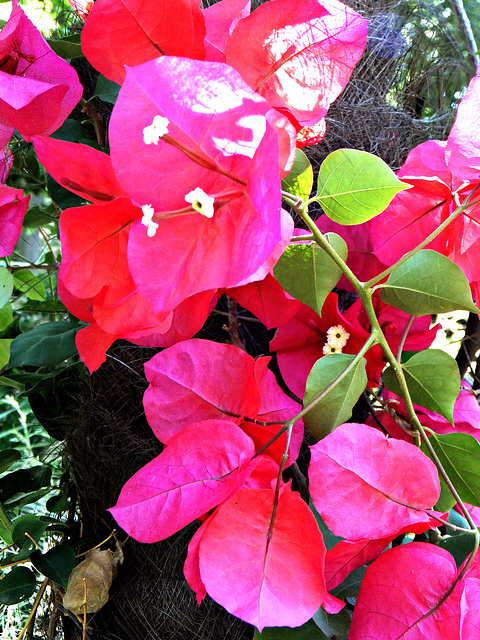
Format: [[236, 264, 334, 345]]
[[316, 149, 410, 225], [281, 149, 313, 202]]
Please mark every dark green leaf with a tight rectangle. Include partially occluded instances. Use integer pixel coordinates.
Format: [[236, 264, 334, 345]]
[[47, 34, 83, 59], [281, 148, 313, 202], [381, 250, 480, 316], [303, 354, 367, 440], [383, 350, 460, 424], [254, 619, 329, 639], [0, 466, 52, 504], [309, 500, 343, 551], [315, 149, 410, 225], [8, 321, 79, 368], [438, 533, 475, 569], [22, 205, 57, 228], [274, 234, 347, 315], [0, 267, 14, 308], [95, 75, 121, 104], [11, 514, 49, 550], [46, 492, 69, 513], [331, 566, 366, 600], [31, 545, 75, 589], [6, 487, 52, 509], [421, 433, 480, 507], [313, 607, 351, 640], [51, 119, 87, 143], [0, 449, 21, 474], [14, 270, 46, 302], [0, 566, 36, 604]]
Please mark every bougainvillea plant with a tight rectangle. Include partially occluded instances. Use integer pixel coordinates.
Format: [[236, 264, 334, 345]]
[[2, 0, 480, 637]]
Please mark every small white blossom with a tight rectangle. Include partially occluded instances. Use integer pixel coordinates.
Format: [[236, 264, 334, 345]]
[[185, 187, 215, 218], [326, 325, 350, 349], [141, 204, 159, 237], [143, 115, 169, 145], [323, 343, 341, 356]]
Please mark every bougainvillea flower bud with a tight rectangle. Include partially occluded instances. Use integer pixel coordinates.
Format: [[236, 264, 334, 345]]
[[0, 0, 82, 147], [0, 184, 29, 257]]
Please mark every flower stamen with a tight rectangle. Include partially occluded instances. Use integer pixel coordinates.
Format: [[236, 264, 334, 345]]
[[185, 187, 215, 218], [143, 115, 169, 145]]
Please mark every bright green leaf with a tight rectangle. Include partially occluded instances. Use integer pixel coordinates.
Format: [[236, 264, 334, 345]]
[[381, 250, 480, 316], [316, 149, 410, 225], [0, 566, 36, 605], [0, 267, 14, 307], [8, 321, 79, 368], [421, 433, 480, 507], [383, 350, 460, 424], [0, 303, 13, 331], [0, 339, 11, 368], [14, 270, 46, 302], [281, 148, 313, 203], [31, 545, 75, 589], [95, 75, 121, 104], [303, 354, 367, 440], [274, 234, 347, 315], [254, 619, 329, 639]]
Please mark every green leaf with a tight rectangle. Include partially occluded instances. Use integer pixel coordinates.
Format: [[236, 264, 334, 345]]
[[303, 354, 367, 440], [22, 205, 56, 228], [11, 514, 49, 550], [254, 619, 329, 639], [438, 533, 475, 569], [281, 148, 313, 202], [8, 321, 79, 368], [309, 500, 343, 551], [381, 250, 480, 316], [316, 149, 410, 225], [0, 449, 21, 474], [0, 267, 14, 308], [6, 487, 52, 509], [0, 339, 11, 368], [30, 545, 75, 589], [14, 270, 46, 302], [273, 234, 347, 315], [0, 566, 36, 605], [47, 175, 86, 210], [421, 433, 480, 507], [47, 34, 83, 59], [313, 607, 351, 640], [383, 350, 460, 424], [0, 303, 13, 331], [51, 119, 87, 143], [95, 74, 121, 104], [0, 466, 52, 504], [331, 566, 367, 600]]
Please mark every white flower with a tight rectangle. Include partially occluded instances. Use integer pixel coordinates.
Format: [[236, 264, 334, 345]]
[[141, 204, 159, 237], [185, 187, 215, 218], [322, 343, 342, 356], [143, 115, 169, 145], [326, 325, 350, 349]]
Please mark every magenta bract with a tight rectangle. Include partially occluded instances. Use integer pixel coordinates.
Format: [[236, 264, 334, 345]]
[[0, 0, 82, 147], [0, 184, 29, 257]]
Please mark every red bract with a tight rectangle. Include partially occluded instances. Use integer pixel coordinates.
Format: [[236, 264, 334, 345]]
[[195, 485, 327, 630], [143, 339, 302, 466], [225, 0, 367, 145], [309, 423, 440, 540], [270, 292, 384, 398], [108, 57, 294, 313], [109, 420, 256, 543], [349, 543, 480, 640], [81, 0, 206, 84], [0, 184, 29, 257], [0, 0, 82, 147]]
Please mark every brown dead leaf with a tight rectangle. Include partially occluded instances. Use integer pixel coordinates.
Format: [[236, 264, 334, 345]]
[[62, 549, 114, 615]]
